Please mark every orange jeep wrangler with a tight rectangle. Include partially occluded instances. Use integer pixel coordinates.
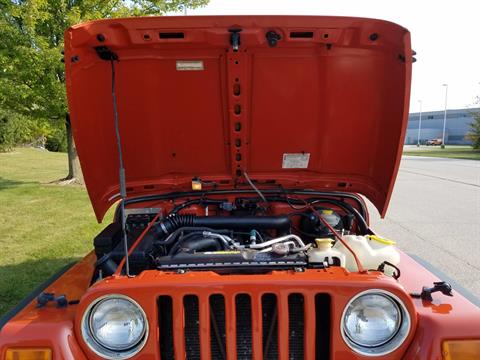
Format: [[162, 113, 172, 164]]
[[1, 16, 479, 360]]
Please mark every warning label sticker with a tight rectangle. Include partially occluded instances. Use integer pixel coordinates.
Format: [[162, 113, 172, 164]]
[[282, 153, 310, 169], [176, 60, 204, 71]]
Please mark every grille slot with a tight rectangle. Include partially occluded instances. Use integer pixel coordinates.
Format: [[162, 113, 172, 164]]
[[184, 295, 200, 360], [210, 294, 227, 360], [158, 296, 174, 360], [157, 292, 330, 359], [159, 32, 185, 39], [236, 294, 253, 360], [315, 294, 331, 360], [288, 294, 305, 359], [262, 293, 279, 359]]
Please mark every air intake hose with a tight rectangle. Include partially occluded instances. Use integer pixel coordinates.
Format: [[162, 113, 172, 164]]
[[152, 215, 291, 236]]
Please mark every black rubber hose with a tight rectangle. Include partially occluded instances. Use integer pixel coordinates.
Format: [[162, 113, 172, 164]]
[[193, 216, 290, 231], [153, 215, 291, 236], [236, 196, 369, 234], [120, 189, 368, 220], [177, 237, 225, 253], [167, 230, 231, 255]]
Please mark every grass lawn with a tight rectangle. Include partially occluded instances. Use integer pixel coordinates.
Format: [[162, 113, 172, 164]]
[[403, 146, 480, 160], [0, 148, 111, 317]]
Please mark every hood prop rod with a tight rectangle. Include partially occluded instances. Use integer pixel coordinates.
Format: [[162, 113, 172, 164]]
[[109, 56, 131, 277]]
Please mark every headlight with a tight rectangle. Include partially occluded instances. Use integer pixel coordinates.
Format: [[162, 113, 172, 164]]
[[81, 295, 148, 359], [344, 293, 400, 347], [341, 290, 411, 356]]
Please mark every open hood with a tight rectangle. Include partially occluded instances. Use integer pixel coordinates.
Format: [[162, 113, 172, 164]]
[[64, 16, 412, 222]]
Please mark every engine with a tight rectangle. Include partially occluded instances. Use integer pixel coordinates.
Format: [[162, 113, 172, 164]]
[[149, 215, 307, 271], [92, 194, 399, 278]]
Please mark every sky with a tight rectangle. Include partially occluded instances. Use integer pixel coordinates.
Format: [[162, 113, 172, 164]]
[[171, 0, 480, 113]]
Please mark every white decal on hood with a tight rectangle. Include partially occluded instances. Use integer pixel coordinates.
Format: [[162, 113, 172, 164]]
[[176, 60, 204, 71], [282, 153, 310, 169]]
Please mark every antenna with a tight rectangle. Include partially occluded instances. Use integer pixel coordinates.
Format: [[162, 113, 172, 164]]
[[110, 57, 131, 276]]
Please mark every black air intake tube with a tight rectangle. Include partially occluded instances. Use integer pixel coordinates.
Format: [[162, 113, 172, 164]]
[[152, 215, 291, 236]]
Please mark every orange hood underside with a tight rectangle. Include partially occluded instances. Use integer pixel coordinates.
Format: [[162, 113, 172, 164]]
[[64, 16, 412, 222]]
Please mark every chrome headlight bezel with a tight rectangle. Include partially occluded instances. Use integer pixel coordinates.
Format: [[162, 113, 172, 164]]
[[341, 289, 411, 356], [81, 294, 149, 360]]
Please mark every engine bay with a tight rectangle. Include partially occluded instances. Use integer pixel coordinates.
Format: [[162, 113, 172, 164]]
[[92, 191, 399, 279]]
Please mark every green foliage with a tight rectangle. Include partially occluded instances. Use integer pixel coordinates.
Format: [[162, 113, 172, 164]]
[[467, 105, 480, 149], [45, 125, 67, 152], [403, 146, 480, 160], [0, 110, 16, 152], [0, 109, 54, 151], [0, 0, 209, 150]]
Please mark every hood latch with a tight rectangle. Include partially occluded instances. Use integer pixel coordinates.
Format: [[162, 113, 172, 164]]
[[411, 281, 453, 302]]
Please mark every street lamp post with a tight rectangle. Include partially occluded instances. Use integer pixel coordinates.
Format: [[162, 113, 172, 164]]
[[417, 100, 422, 147], [441, 84, 448, 149]]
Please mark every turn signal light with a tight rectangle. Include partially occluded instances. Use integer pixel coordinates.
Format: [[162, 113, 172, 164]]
[[5, 348, 52, 360], [442, 340, 480, 360]]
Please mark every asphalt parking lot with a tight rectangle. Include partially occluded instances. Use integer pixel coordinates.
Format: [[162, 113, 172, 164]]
[[368, 156, 480, 300]]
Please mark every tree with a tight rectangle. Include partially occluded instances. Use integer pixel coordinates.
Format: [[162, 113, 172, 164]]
[[465, 95, 480, 149], [466, 107, 480, 149], [0, 0, 208, 182]]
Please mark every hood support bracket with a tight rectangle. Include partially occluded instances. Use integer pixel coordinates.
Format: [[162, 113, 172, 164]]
[[226, 44, 248, 180], [228, 28, 242, 52]]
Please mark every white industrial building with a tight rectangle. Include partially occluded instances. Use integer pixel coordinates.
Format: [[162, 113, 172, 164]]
[[405, 108, 478, 145]]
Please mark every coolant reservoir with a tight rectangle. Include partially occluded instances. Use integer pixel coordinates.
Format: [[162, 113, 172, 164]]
[[333, 235, 400, 274], [307, 238, 346, 267]]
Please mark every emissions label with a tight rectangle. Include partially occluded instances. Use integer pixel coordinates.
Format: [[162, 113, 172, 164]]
[[176, 60, 204, 71], [282, 153, 310, 169]]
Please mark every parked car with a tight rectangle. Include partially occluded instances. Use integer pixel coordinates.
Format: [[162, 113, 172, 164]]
[[426, 138, 443, 146], [1, 16, 479, 360]]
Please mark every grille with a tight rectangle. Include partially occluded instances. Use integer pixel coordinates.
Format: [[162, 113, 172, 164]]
[[236, 294, 252, 359], [157, 292, 330, 360], [210, 295, 227, 359], [184, 295, 200, 359], [288, 294, 304, 359], [262, 294, 279, 359], [158, 296, 174, 360]]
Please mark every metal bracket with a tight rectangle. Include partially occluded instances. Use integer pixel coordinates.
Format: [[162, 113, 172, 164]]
[[229, 28, 242, 52], [266, 31, 282, 47], [94, 46, 118, 61]]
